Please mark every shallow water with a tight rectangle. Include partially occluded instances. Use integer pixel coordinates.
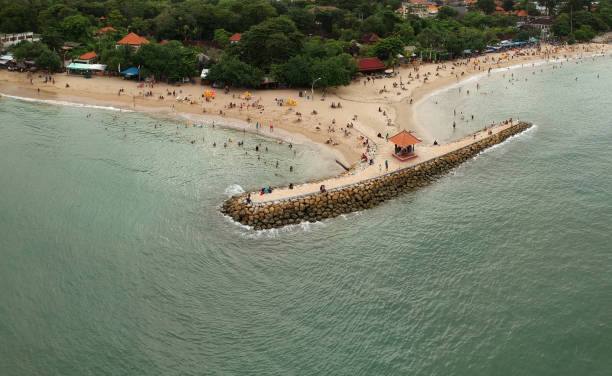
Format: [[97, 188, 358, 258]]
[[2, 55, 612, 375]]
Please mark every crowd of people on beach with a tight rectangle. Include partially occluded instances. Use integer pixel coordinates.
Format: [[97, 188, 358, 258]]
[[10, 42, 610, 203]]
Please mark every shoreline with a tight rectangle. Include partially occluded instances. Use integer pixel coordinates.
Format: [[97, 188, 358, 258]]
[[1, 42, 610, 209], [410, 50, 612, 132], [0, 86, 350, 172]]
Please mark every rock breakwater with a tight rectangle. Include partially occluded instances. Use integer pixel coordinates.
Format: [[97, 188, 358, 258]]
[[222, 122, 532, 230]]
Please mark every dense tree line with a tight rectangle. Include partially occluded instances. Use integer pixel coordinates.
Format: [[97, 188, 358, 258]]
[[3, 0, 612, 86]]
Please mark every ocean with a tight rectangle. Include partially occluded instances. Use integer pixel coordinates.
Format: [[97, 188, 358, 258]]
[[1, 54, 612, 375]]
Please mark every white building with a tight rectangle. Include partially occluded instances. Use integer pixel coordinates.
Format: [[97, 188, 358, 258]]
[[401, 1, 439, 18], [1, 32, 40, 48]]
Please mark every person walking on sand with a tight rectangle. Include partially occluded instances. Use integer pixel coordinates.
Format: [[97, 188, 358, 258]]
[[385, 160, 388, 171]]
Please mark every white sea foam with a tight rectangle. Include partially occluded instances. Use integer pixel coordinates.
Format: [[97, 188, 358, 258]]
[[472, 123, 538, 160], [224, 184, 245, 197], [0, 93, 133, 112]]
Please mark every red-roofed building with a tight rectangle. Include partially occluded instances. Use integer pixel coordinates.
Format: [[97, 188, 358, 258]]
[[75, 51, 98, 64], [427, 5, 440, 13], [229, 33, 242, 43], [358, 57, 387, 72], [308, 6, 341, 13], [94, 26, 117, 37], [116, 32, 150, 50], [516, 9, 528, 17], [360, 32, 380, 45]]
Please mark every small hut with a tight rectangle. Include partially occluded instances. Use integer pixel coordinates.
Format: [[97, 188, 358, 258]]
[[389, 130, 421, 161]]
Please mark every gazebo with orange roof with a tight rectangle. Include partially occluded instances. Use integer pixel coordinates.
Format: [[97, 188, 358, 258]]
[[389, 130, 421, 161], [116, 32, 150, 50]]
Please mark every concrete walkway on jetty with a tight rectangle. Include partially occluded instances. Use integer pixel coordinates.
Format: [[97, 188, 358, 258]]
[[222, 122, 533, 230], [252, 119, 521, 204]]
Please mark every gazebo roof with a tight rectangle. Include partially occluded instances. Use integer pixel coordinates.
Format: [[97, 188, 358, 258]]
[[116, 32, 150, 46], [389, 130, 421, 147]]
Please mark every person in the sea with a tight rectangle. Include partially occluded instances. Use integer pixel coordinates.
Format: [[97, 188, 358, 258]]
[[433, 140, 438, 145], [289, 183, 294, 189]]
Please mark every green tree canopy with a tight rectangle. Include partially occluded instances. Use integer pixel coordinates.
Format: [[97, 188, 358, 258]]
[[394, 22, 415, 44], [288, 8, 315, 31], [574, 24, 595, 40], [438, 6, 460, 19], [552, 13, 571, 35], [373, 36, 404, 61], [11, 41, 47, 61], [0, 4, 37, 33], [134, 40, 198, 79], [207, 55, 264, 87], [503, 0, 516, 11], [213, 29, 232, 50], [477, 0, 497, 14], [100, 44, 135, 73], [35, 48, 62, 72], [61, 15, 92, 42], [239, 16, 304, 69]]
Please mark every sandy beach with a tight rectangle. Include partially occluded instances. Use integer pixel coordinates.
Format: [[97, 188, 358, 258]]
[[1, 42, 609, 202]]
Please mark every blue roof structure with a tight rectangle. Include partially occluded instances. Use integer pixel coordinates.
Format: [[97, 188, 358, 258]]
[[120, 67, 139, 75]]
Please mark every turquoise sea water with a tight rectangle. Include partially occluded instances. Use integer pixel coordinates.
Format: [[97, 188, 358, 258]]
[[2, 55, 612, 375]]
